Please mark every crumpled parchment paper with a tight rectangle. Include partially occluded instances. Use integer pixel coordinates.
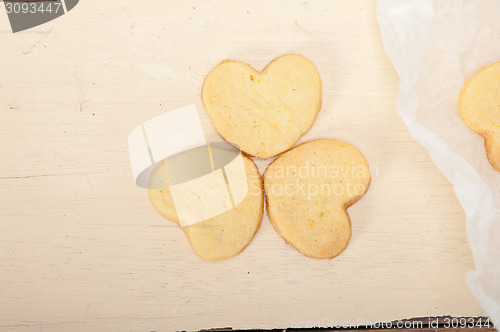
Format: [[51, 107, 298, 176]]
[[377, 0, 500, 324]]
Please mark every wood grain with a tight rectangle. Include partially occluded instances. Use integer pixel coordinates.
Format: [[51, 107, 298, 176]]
[[0, 0, 488, 331]]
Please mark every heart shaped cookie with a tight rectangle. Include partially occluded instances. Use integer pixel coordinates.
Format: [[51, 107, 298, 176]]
[[202, 54, 322, 158], [459, 62, 500, 171], [264, 139, 370, 259], [149, 150, 264, 260]]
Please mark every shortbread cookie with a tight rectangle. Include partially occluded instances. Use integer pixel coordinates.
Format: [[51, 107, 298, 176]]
[[263, 140, 370, 259], [459, 62, 500, 171], [149, 152, 264, 260], [202, 54, 322, 158]]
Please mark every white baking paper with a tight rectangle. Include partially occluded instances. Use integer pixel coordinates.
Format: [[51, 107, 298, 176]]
[[377, 0, 500, 324]]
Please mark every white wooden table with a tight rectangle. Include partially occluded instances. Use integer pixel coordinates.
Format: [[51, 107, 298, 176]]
[[0, 1, 485, 331]]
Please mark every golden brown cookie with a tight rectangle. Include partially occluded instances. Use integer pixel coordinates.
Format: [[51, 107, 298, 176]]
[[263, 140, 370, 259], [149, 152, 264, 260], [459, 62, 500, 171], [202, 54, 322, 158]]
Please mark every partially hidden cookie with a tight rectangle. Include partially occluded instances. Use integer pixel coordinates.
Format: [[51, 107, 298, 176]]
[[202, 54, 322, 158], [459, 62, 500, 171], [263, 140, 370, 259], [149, 151, 264, 260]]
